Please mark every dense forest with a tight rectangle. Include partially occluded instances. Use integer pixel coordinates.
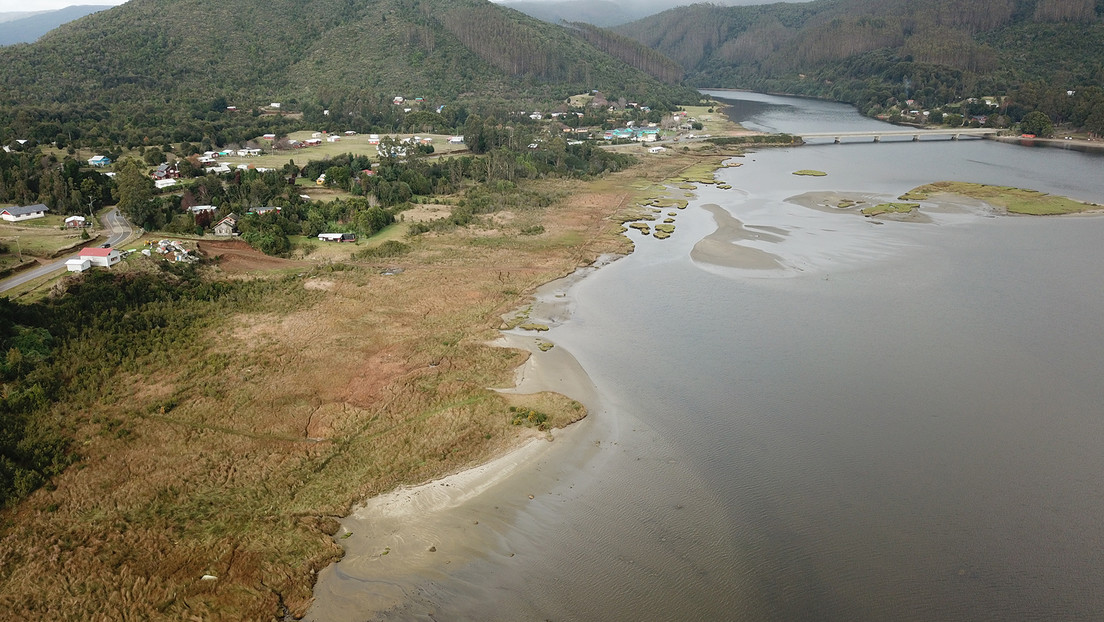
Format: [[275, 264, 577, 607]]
[[616, 0, 1104, 132], [0, 0, 696, 147]]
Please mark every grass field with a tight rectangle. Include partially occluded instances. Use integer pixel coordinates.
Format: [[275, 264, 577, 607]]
[[0, 143, 754, 621], [0, 216, 102, 258], [901, 181, 1101, 215]]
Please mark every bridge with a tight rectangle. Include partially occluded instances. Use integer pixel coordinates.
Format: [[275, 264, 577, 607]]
[[798, 128, 1001, 143]]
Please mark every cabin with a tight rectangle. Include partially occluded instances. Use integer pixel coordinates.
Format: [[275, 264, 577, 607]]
[[213, 213, 238, 236], [79, 247, 121, 268], [65, 215, 87, 228], [318, 233, 357, 242], [648, 146, 666, 153], [1, 204, 49, 222], [65, 258, 91, 272]]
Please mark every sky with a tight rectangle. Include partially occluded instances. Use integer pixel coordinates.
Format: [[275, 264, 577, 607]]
[[0, 1, 127, 13]]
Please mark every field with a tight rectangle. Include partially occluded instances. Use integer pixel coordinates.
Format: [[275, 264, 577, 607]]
[[0, 214, 105, 258], [900, 181, 1102, 215], [212, 131, 470, 172], [0, 142, 743, 621]]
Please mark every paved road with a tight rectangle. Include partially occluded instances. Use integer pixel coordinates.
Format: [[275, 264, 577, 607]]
[[0, 208, 134, 294]]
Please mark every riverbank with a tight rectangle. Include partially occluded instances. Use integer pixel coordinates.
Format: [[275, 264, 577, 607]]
[[0, 137, 745, 620]]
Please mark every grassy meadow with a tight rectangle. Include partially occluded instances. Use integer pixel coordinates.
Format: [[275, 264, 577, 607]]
[[901, 182, 1102, 215], [0, 138, 747, 620]]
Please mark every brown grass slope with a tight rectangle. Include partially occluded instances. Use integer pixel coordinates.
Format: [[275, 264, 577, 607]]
[[0, 147, 738, 620]]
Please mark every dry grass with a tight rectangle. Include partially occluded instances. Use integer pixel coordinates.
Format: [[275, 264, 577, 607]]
[[0, 149, 727, 620]]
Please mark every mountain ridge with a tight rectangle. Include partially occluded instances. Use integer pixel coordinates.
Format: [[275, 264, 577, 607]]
[[0, 5, 112, 45], [0, 0, 696, 144]]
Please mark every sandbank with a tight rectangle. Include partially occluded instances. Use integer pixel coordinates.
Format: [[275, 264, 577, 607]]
[[690, 203, 785, 270]]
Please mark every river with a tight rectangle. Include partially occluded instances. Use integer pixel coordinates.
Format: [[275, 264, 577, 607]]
[[308, 91, 1104, 621]]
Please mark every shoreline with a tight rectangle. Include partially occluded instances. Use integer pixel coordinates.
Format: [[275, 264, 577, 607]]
[[304, 262, 613, 620]]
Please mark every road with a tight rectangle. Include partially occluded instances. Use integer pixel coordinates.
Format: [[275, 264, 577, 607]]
[[0, 208, 134, 294]]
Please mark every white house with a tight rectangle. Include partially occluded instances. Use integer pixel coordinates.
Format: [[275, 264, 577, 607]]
[[1, 204, 49, 222], [189, 205, 218, 215], [648, 146, 666, 153], [79, 247, 121, 268], [87, 155, 111, 167], [154, 179, 177, 189], [64, 215, 87, 227], [66, 258, 91, 272]]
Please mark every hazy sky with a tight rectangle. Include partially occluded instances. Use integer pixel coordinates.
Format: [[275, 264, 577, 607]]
[[0, 1, 127, 12]]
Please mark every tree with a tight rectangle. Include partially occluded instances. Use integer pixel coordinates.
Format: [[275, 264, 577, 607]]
[[1019, 111, 1054, 137], [115, 161, 162, 229]]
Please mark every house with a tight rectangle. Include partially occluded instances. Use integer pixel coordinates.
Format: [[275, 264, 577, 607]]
[[1, 204, 49, 222], [189, 205, 217, 215], [327, 135, 340, 143], [152, 163, 180, 180], [65, 258, 91, 272], [262, 133, 277, 140], [449, 136, 464, 144], [249, 206, 281, 215], [648, 146, 666, 153], [88, 155, 111, 167], [79, 247, 121, 268], [237, 148, 261, 157], [368, 134, 381, 145], [65, 215, 87, 228], [155, 179, 178, 189], [213, 213, 238, 236], [304, 138, 322, 146], [318, 233, 356, 242]]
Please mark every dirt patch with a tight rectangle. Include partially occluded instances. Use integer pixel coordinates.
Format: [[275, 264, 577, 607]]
[[197, 240, 311, 273]]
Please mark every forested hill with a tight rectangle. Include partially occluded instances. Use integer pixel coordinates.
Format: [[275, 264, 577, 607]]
[[0, 0, 695, 144], [616, 0, 1104, 130]]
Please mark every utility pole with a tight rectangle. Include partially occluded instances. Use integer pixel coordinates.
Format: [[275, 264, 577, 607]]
[[88, 197, 97, 233]]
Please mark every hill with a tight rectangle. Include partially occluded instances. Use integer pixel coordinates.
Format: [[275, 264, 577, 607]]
[[616, 0, 1104, 132], [0, 5, 112, 45], [0, 0, 695, 147], [501, 0, 651, 26]]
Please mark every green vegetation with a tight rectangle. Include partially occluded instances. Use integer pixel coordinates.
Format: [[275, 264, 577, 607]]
[[793, 170, 828, 177], [0, 0, 697, 146], [617, 0, 1104, 135], [0, 263, 310, 509], [862, 202, 919, 215], [903, 181, 1098, 215], [509, 405, 549, 429]]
